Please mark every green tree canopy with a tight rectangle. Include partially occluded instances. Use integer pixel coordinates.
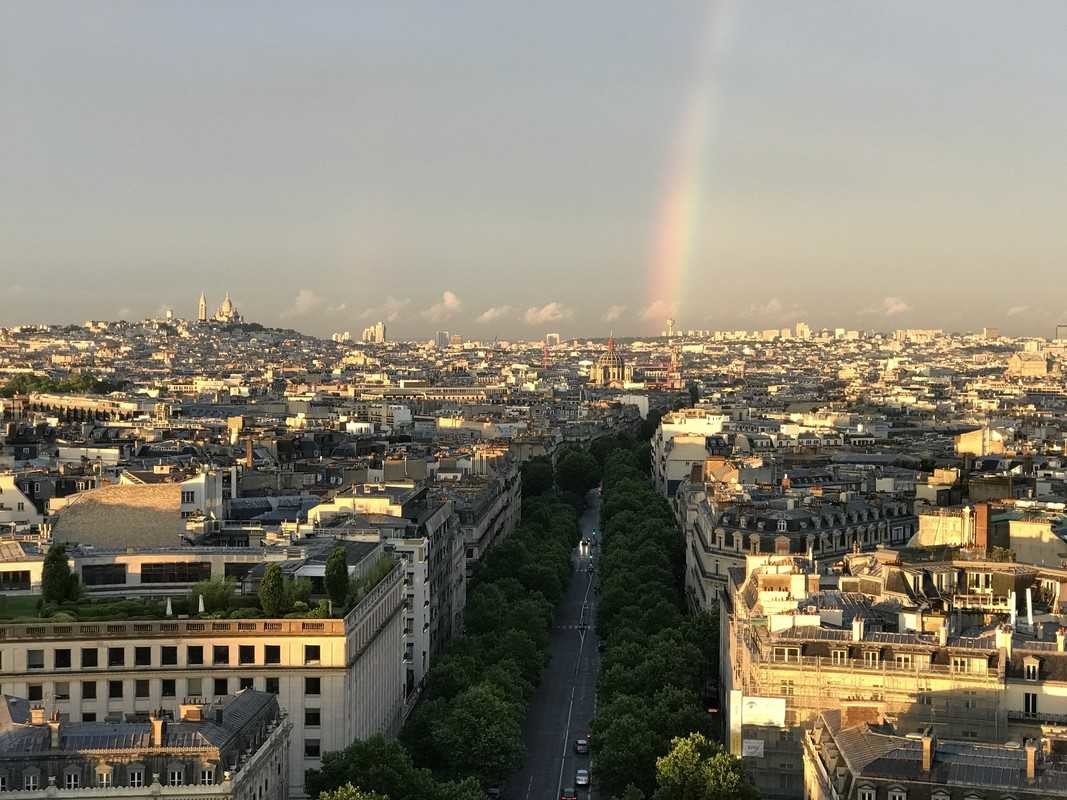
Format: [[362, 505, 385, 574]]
[[41, 544, 79, 605], [521, 457, 554, 497], [318, 785, 389, 800], [258, 563, 287, 617], [653, 733, 759, 800], [325, 546, 349, 607], [430, 682, 525, 785]]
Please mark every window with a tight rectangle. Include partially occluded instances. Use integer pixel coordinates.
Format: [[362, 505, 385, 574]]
[[888, 789, 907, 800], [863, 651, 879, 667], [895, 654, 913, 669], [213, 645, 229, 665], [135, 679, 150, 699], [55, 648, 71, 669], [24, 774, 39, 790], [81, 648, 99, 668], [162, 679, 176, 698], [214, 678, 229, 696], [168, 769, 184, 787], [265, 677, 279, 695], [305, 645, 321, 665], [239, 676, 254, 690], [1025, 662, 1039, 681], [239, 645, 255, 665], [201, 768, 215, 785], [858, 790, 875, 800], [129, 770, 144, 788], [773, 647, 799, 663], [108, 681, 123, 699], [135, 646, 152, 667], [181, 490, 196, 504], [1025, 692, 1038, 717], [305, 708, 321, 727], [82, 563, 127, 586], [780, 680, 795, 697], [55, 682, 71, 701], [305, 738, 321, 758], [953, 656, 969, 673], [28, 684, 42, 702], [27, 650, 44, 669], [305, 677, 321, 695], [82, 712, 96, 722], [187, 677, 202, 697], [265, 645, 281, 665], [187, 645, 204, 665], [141, 561, 211, 584], [831, 649, 847, 665], [65, 773, 80, 790], [161, 646, 178, 666], [108, 647, 125, 667], [96, 771, 112, 788], [83, 681, 97, 700]]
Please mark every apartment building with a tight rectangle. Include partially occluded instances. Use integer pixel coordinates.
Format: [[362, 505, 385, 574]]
[[0, 561, 405, 799], [0, 690, 290, 799], [721, 554, 1067, 800]]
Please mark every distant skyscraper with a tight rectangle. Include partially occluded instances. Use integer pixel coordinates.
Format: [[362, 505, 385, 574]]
[[1056, 324, 1067, 341], [545, 332, 561, 346], [361, 321, 387, 343], [665, 318, 676, 338], [198, 292, 207, 323], [435, 331, 450, 348], [795, 322, 811, 340]]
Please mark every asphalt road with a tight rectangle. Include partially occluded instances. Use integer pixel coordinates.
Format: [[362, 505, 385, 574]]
[[505, 492, 601, 800]]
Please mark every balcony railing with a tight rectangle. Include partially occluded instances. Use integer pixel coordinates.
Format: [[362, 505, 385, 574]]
[[757, 653, 1000, 679], [1007, 709, 1067, 725], [0, 617, 345, 641]]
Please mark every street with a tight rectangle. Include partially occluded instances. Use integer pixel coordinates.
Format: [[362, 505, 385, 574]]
[[505, 491, 601, 800]]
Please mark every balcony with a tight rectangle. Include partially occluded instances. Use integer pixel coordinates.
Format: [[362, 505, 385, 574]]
[[1007, 709, 1067, 726], [0, 618, 346, 642]]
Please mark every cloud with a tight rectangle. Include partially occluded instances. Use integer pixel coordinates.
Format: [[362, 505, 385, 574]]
[[880, 296, 911, 316], [281, 288, 324, 318], [327, 302, 348, 313], [117, 307, 132, 319], [602, 305, 626, 323], [641, 299, 673, 321], [476, 305, 512, 323], [1007, 305, 1029, 317], [738, 297, 806, 323], [10, 284, 26, 296], [360, 296, 411, 322], [422, 290, 462, 322], [524, 302, 570, 325]]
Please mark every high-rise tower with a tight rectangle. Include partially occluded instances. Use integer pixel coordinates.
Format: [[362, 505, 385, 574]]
[[198, 292, 207, 323]]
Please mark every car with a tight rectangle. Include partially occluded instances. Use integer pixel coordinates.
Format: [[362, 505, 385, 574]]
[[560, 789, 578, 800], [574, 737, 589, 754], [575, 769, 590, 787], [486, 788, 502, 800]]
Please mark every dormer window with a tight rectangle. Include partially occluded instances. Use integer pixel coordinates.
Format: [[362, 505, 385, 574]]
[[1024, 658, 1040, 681], [778, 519, 788, 532], [858, 789, 875, 800], [888, 789, 907, 800]]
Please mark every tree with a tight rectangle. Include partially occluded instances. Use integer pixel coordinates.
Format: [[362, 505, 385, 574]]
[[41, 544, 78, 605], [318, 785, 388, 800], [555, 449, 601, 497], [430, 682, 525, 785], [521, 457, 554, 498], [325, 546, 350, 607], [653, 733, 759, 800], [258, 563, 287, 616], [191, 577, 236, 613], [619, 786, 647, 800]]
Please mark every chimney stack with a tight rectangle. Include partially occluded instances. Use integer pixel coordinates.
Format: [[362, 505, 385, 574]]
[[938, 622, 949, 647], [1056, 627, 1066, 653], [245, 438, 254, 469], [921, 733, 935, 772], [974, 501, 990, 552], [29, 706, 46, 726], [996, 624, 1013, 658], [1025, 739, 1037, 783], [48, 714, 61, 749], [149, 711, 166, 747], [852, 616, 866, 642]]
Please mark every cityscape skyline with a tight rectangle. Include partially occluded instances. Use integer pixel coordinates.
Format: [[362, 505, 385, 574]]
[[4, 2, 1067, 335]]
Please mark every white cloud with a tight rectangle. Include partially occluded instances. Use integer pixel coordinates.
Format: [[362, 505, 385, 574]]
[[422, 290, 462, 322], [880, 296, 910, 316], [602, 305, 626, 323], [476, 305, 512, 323], [117, 307, 132, 319], [360, 296, 411, 323], [524, 302, 570, 325], [281, 289, 324, 318], [1007, 305, 1029, 317], [641, 299, 673, 321], [327, 302, 348, 314], [738, 297, 807, 323]]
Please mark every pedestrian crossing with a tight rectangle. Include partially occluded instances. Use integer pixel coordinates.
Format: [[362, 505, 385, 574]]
[[553, 624, 590, 631]]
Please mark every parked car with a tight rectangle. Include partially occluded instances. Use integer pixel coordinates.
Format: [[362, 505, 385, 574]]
[[486, 787, 502, 800], [560, 789, 578, 800], [574, 737, 589, 754], [575, 769, 590, 787]]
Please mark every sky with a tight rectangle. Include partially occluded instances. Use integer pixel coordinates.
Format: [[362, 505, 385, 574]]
[[2, 1, 1066, 339]]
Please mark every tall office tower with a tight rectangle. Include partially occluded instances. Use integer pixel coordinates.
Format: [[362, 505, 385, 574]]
[[545, 332, 561, 346], [374, 321, 387, 343], [1056, 324, 1067, 341], [435, 331, 450, 348], [795, 322, 811, 339], [198, 292, 207, 323], [665, 318, 676, 338]]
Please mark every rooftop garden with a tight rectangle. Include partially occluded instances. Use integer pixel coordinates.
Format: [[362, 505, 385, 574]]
[[0, 544, 396, 623]]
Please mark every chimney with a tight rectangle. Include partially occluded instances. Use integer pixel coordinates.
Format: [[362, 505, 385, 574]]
[[48, 715, 61, 750], [1025, 739, 1037, 783], [996, 624, 1014, 658], [974, 502, 990, 552], [921, 733, 935, 772], [852, 616, 866, 642], [149, 711, 166, 747], [938, 623, 949, 647], [245, 438, 254, 469], [29, 706, 46, 726]]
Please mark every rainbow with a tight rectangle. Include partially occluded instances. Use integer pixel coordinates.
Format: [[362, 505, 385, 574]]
[[646, 1, 736, 327]]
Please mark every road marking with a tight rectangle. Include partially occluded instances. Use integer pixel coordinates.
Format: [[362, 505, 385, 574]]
[[524, 774, 533, 800]]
